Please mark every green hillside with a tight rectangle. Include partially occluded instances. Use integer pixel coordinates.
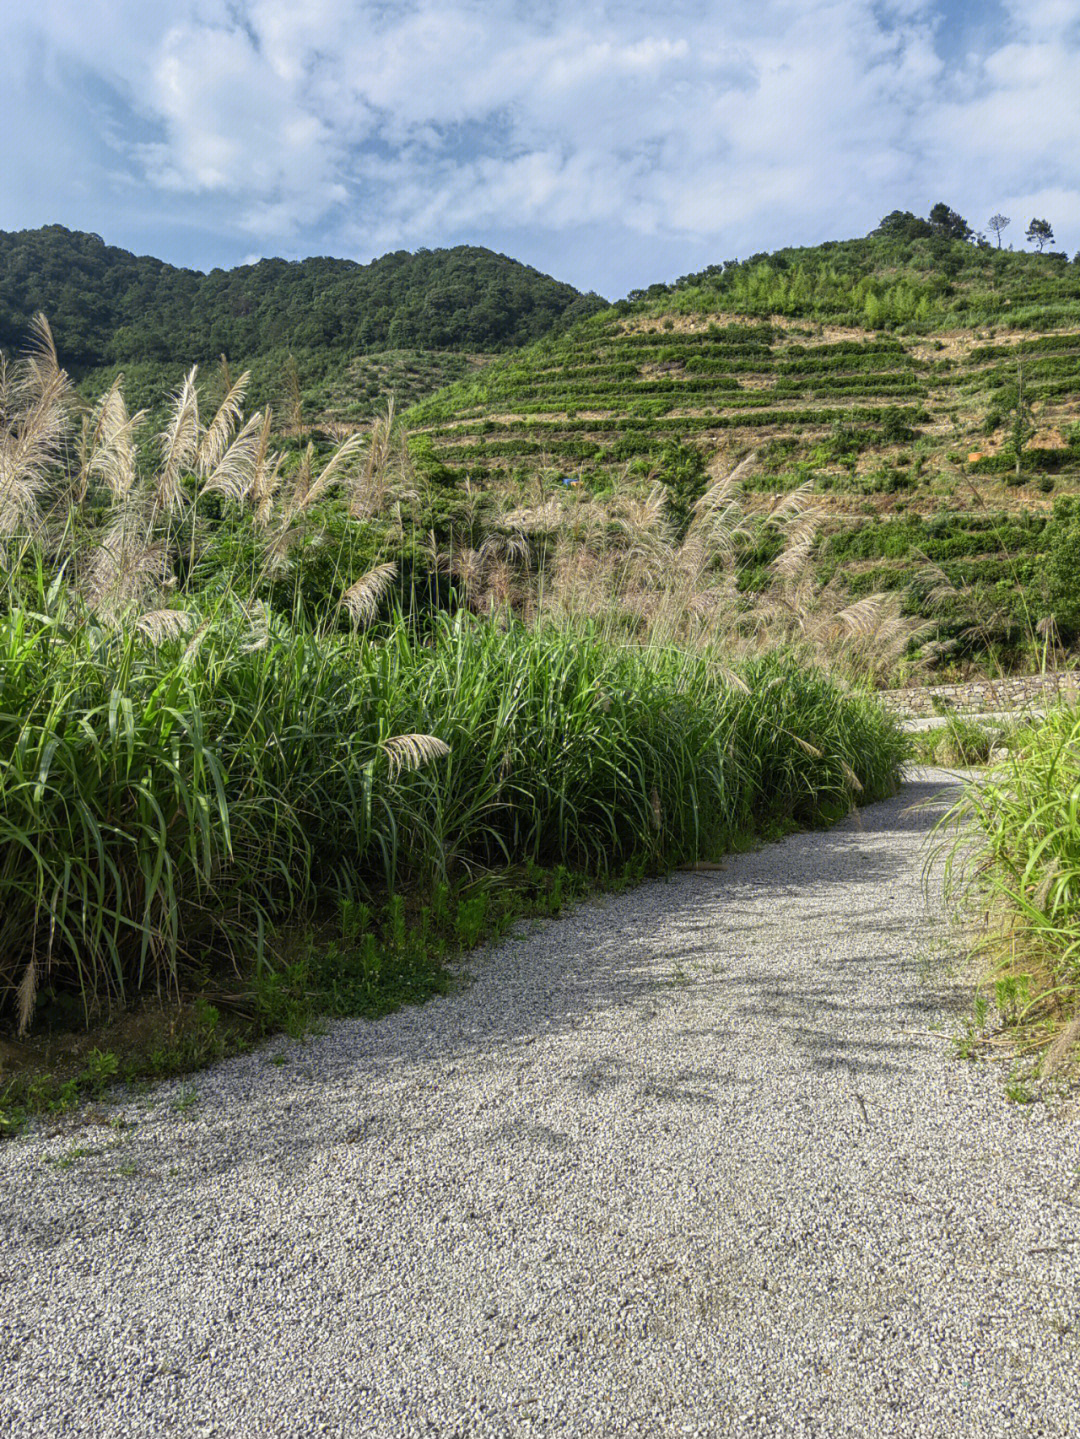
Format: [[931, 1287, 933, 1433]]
[[406, 227, 1080, 673], [76, 346, 492, 433], [0, 226, 605, 367]]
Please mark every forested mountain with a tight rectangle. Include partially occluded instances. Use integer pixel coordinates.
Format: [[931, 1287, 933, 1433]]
[[0, 226, 605, 367]]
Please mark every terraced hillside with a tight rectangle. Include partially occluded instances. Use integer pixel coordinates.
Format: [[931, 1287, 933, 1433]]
[[407, 241, 1080, 672]]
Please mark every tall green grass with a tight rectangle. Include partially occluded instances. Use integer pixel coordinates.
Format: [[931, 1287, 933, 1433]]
[[943, 704, 1080, 1073], [0, 585, 905, 1034]]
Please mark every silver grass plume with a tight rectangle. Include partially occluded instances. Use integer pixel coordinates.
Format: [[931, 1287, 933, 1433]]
[[766, 477, 817, 527], [613, 483, 670, 546], [85, 378, 145, 502], [448, 547, 483, 606], [298, 430, 368, 511], [200, 411, 267, 503], [156, 366, 200, 515], [683, 451, 755, 568], [339, 562, 398, 627], [381, 733, 451, 779], [197, 370, 250, 477], [264, 516, 304, 574], [348, 397, 395, 519], [239, 603, 272, 653], [135, 608, 197, 644], [249, 411, 283, 525], [833, 595, 892, 639], [180, 618, 212, 667], [913, 559, 961, 611], [288, 442, 315, 510], [0, 315, 73, 537], [82, 493, 172, 618], [21, 314, 72, 420]]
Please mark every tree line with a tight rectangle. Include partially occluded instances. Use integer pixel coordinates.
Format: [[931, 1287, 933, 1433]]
[[0, 227, 607, 369], [873, 204, 1067, 256]]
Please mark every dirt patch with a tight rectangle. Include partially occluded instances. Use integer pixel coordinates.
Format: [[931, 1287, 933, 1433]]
[[1029, 428, 1069, 451], [619, 312, 874, 345], [909, 327, 1080, 366]]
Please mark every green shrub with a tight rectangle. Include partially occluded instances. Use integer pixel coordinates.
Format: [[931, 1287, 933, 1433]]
[[913, 717, 998, 767], [1042, 498, 1080, 639]]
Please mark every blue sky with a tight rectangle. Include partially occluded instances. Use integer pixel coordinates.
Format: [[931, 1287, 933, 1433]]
[[3, 1, 1078, 297]]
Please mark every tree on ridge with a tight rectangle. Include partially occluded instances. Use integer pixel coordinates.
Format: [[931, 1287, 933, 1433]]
[[988, 214, 1010, 248], [1026, 218, 1054, 252], [928, 203, 973, 242]]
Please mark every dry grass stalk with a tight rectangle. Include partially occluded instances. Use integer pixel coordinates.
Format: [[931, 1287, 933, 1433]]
[[180, 619, 212, 667], [684, 453, 754, 567], [82, 496, 173, 619], [249, 411, 283, 525], [914, 559, 961, 612], [1044, 1013, 1080, 1075], [0, 315, 73, 538], [200, 411, 267, 503], [198, 370, 251, 477], [238, 602, 272, 653], [298, 430, 367, 512], [447, 547, 484, 607], [289, 443, 315, 510], [16, 947, 44, 1040], [348, 398, 396, 519]]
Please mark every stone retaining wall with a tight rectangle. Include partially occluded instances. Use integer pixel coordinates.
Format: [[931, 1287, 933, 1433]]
[[882, 670, 1080, 718]]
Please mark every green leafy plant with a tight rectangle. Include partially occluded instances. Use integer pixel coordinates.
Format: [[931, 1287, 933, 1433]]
[[940, 704, 1080, 1078]]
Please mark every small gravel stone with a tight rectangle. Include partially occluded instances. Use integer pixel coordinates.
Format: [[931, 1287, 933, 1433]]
[[1, 769, 1078, 1437]]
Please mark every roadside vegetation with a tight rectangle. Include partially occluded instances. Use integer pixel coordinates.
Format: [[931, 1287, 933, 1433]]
[[0, 318, 907, 1132], [942, 704, 1080, 1085]]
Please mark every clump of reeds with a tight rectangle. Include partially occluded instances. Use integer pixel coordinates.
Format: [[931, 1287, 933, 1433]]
[[941, 704, 1080, 1078], [0, 590, 904, 1034], [434, 451, 929, 683], [910, 715, 1002, 768]]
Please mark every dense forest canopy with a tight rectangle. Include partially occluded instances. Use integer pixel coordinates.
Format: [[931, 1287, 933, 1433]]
[[0, 226, 606, 368]]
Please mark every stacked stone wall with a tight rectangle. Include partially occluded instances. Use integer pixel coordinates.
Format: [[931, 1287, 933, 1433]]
[[882, 671, 1080, 718]]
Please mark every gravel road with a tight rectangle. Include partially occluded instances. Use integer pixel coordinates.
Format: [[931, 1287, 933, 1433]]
[[3, 770, 1079, 1438]]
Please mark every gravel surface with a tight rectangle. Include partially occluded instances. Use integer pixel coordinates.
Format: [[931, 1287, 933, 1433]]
[[3, 770, 1079, 1438]]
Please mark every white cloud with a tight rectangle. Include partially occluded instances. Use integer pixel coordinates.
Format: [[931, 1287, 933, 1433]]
[[3, 0, 1078, 291]]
